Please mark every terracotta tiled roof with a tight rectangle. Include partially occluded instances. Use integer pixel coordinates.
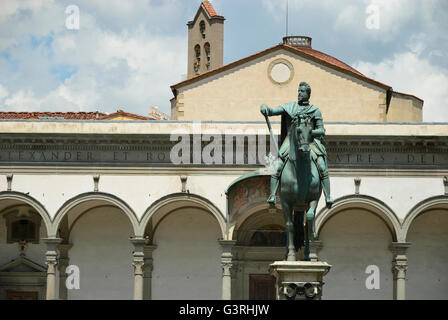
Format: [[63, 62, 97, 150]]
[[0, 110, 157, 120], [202, 1, 218, 17], [0, 111, 106, 120], [289, 45, 365, 77], [171, 43, 392, 93]]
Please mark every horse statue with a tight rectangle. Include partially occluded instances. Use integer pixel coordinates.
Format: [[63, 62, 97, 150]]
[[278, 113, 322, 261]]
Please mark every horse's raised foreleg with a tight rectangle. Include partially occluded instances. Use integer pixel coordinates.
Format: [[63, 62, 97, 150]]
[[282, 199, 296, 261]]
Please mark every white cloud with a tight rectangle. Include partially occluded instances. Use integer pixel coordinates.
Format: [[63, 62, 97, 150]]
[[262, 0, 438, 42], [354, 51, 448, 122], [0, 0, 187, 115], [4, 89, 41, 110], [0, 84, 8, 101]]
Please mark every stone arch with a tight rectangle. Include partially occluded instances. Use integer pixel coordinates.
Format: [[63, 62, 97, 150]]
[[234, 209, 285, 247], [139, 193, 226, 240], [0, 191, 52, 236], [51, 192, 139, 238], [315, 194, 402, 242], [230, 202, 282, 241], [402, 195, 448, 242]]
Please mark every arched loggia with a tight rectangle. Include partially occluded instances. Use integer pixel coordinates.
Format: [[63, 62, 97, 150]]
[[139, 192, 226, 240], [51, 192, 139, 238], [315, 194, 402, 242], [0, 191, 52, 237]]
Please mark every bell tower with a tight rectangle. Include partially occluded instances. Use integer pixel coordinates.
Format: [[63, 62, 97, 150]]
[[187, 1, 225, 79]]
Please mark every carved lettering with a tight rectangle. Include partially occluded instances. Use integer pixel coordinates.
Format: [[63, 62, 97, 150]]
[[357, 154, 362, 163]]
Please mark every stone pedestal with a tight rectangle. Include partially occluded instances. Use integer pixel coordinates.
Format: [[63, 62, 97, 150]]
[[269, 261, 331, 300]]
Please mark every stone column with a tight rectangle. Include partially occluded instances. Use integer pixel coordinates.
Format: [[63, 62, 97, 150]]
[[43, 238, 62, 300], [143, 245, 157, 300], [57, 243, 73, 300], [390, 242, 411, 300], [131, 237, 147, 300], [219, 240, 236, 300]]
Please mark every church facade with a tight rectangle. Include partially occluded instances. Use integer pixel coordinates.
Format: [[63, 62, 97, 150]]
[[0, 1, 447, 300]]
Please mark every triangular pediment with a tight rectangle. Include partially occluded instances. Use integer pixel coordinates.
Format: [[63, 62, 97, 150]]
[[171, 44, 390, 93], [0, 257, 46, 273]]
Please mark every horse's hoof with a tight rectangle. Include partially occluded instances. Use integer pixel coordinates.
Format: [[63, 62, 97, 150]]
[[267, 196, 276, 206], [325, 199, 334, 209]]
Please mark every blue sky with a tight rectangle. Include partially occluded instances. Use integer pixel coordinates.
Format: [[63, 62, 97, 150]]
[[0, 0, 447, 121]]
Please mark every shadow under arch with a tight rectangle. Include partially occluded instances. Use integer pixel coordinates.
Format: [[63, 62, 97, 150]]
[[230, 202, 282, 241], [139, 193, 226, 240], [402, 195, 448, 242], [315, 194, 402, 242], [51, 192, 139, 238], [0, 191, 52, 237], [233, 207, 285, 246]]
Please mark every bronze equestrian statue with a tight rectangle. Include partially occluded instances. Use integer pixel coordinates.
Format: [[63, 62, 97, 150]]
[[261, 81, 333, 261]]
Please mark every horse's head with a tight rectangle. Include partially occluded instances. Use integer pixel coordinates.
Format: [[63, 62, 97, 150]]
[[295, 115, 313, 152]]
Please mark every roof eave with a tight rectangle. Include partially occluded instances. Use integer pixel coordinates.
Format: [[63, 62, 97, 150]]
[[171, 44, 392, 92]]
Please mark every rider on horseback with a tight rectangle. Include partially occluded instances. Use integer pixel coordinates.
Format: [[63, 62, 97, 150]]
[[261, 82, 334, 209]]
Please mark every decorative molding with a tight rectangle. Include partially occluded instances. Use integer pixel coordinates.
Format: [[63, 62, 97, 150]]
[[267, 58, 295, 86], [444, 176, 448, 195], [93, 174, 100, 192], [180, 175, 188, 193], [6, 173, 13, 191], [354, 177, 361, 194]]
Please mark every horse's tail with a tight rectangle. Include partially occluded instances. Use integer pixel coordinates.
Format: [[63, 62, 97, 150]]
[[293, 210, 305, 251]]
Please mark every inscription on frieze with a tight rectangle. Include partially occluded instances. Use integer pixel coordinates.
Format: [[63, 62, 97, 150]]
[[0, 134, 446, 169]]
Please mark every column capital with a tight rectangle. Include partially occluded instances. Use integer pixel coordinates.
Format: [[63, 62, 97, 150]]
[[390, 241, 411, 250], [389, 242, 411, 256], [42, 237, 63, 248], [218, 240, 237, 255], [218, 239, 237, 247], [392, 261, 408, 280], [130, 236, 148, 246], [133, 259, 145, 276]]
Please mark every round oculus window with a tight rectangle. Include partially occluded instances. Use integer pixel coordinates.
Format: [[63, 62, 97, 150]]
[[268, 60, 294, 84]]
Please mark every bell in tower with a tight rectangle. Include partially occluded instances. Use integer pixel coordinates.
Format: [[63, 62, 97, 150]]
[[187, 1, 225, 79]]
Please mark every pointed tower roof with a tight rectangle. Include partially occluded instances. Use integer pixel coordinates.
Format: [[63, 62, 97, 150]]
[[202, 1, 218, 17], [188, 1, 224, 26]]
